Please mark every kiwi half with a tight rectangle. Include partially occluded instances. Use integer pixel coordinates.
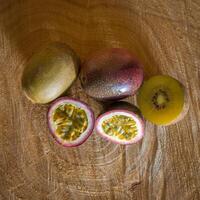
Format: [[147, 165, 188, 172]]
[[137, 75, 189, 125]]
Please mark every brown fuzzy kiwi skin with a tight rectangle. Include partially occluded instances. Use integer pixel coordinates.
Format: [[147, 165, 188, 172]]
[[21, 42, 80, 104]]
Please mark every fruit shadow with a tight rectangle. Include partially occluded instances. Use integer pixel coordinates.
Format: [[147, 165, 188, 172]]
[[81, 3, 162, 79], [0, 1, 89, 76]]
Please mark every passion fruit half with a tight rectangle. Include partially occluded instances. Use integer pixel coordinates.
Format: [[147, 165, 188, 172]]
[[47, 97, 95, 147], [80, 48, 144, 101], [22, 42, 80, 104], [95, 102, 145, 145]]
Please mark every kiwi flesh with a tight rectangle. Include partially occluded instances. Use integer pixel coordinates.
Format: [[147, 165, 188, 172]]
[[137, 75, 189, 125]]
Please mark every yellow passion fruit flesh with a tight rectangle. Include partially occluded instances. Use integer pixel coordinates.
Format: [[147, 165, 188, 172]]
[[102, 115, 139, 141], [96, 102, 144, 145], [48, 97, 94, 147]]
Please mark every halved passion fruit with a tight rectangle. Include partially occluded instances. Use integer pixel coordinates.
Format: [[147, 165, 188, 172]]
[[47, 97, 95, 147], [95, 102, 145, 145]]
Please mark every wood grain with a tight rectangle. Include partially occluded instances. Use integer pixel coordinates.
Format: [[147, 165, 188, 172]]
[[0, 0, 200, 199]]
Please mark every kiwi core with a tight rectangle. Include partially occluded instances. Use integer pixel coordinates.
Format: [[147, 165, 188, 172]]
[[102, 115, 138, 140], [53, 104, 88, 141], [152, 89, 169, 109]]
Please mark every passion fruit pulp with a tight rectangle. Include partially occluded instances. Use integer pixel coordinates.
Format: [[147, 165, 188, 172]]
[[48, 97, 95, 147], [22, 42, 80, 104], [95, 102, 144, 145], [80, 48, 143, 101]]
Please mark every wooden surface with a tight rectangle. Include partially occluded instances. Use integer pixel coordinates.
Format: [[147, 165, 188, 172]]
[[0, 0, 200, 199]]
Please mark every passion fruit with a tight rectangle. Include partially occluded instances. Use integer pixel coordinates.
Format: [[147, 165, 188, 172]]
[[22, 42, 80, 104], [47, 97, 95, 147], [80, 48, 143, 101], [95, 101, 145, 145]]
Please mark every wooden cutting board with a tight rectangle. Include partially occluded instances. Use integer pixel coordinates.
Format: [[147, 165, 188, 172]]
[[0, 0, 199, 199]]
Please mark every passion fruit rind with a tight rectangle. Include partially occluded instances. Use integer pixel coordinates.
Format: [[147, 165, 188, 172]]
[[95, 102, 145, 145], [106, 101, 143, 118], [48, 97, 95, 147], [80, 48, 144, 101]]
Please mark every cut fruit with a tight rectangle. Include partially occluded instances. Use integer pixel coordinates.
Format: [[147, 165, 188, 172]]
[[47, 97, 95, 147], [95, 102, 145, 145], [137, 75, 189, 125]]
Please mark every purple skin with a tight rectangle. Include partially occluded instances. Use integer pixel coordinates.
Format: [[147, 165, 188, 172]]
[[95, 109, 145, 145], [106, 101, 143, 117], [95, 101, 145, 145], [80, 48, 144, 101], [47, 97, 95, 147]]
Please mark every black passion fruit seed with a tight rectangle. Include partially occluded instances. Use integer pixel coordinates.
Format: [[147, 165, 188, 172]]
[[53, 104, 88, 141], [102, 115, 138, 140], [95, 101, 144, 145], [48, 97, 94, 147]]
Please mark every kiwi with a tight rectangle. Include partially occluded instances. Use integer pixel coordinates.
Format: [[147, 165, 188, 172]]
[[137, 75, 189, 125], [21, 42, 79, 104]]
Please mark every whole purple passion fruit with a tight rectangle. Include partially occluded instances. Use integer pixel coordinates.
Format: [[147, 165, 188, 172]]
[[95, 101, 145, 145], [80, 48, 144, 101], [48, 97, 95, 147]]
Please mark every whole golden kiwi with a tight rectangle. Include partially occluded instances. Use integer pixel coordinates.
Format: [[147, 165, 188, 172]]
[[21, 42, 79, 104]]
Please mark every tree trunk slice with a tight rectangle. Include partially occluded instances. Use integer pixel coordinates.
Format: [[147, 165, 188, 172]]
[[0, 0, 199, 199]]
